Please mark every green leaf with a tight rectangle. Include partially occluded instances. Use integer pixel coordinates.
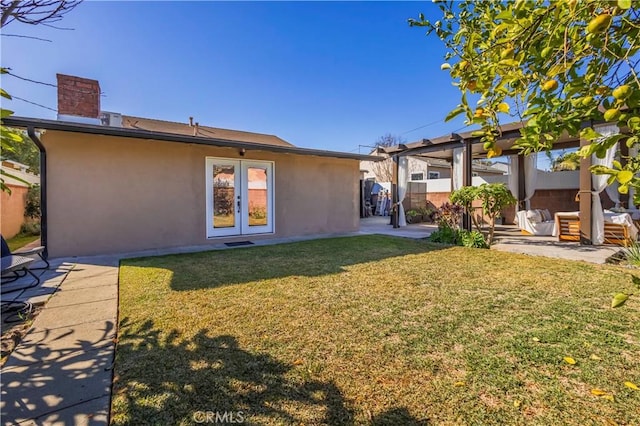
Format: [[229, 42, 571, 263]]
[[628, 117, 640, 131], [580, 127, 601, 141], [441, 63, 451, 70], [632, 275, 640, 289], [499, 59, 519, 67], [0, 88, 12, 100], [612, 160, 622, 170], [496, 9, 514, 20], [611, 293, 629, 308], [445, 106, 465, 122], [0, 109, 14, 118]]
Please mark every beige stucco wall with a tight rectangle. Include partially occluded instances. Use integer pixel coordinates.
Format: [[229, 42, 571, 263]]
[[42, 131, 360, 257], [1, 184, 29, 238]]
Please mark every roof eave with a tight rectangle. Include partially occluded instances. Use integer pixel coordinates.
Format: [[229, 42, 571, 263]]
[[2, 116, 383, 162]]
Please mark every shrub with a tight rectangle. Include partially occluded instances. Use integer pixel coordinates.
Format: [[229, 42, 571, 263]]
[[433, 202, 464, 229], [406, 209, 420, 224], [19, 221, 40, 236], [418, 206, 435, 222], [459, 229, 489, 249], [24, 184, 40, 219], [450, 183, 516, 246], [428, 223, 460, 245], [623, 241, 640, 267]]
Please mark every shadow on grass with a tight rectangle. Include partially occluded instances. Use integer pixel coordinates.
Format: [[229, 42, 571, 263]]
[[121, 235, 448, 291], [113, 317, 428, 425]]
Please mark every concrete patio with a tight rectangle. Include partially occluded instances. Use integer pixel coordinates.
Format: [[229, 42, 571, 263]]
[[1, 256, 118, 425], [358, 217, 623, 264]]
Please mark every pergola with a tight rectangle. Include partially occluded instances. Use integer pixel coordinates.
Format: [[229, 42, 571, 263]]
[[381, 120, 632, 245]]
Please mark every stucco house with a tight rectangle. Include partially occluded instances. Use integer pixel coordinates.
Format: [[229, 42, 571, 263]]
[[2, 74, 379, 257]]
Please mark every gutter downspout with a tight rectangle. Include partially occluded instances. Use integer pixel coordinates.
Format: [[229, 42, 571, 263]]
[[27, 126, 47, 258]]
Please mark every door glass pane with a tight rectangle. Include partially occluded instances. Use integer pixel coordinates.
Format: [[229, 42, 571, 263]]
[[213, 165, 235, 228], [247, 167, 268, 226]]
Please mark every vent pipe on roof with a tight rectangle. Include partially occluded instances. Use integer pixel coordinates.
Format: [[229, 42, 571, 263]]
[[189, 116, 194, 127], [193, 122, 199, 136]]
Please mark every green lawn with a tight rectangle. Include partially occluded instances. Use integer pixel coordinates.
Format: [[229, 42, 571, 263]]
[[113, 235, 640, 425], [5, 233, 39, 252]]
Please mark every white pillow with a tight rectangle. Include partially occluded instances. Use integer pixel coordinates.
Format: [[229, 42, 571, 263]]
[[541, 209, 553, 222], [526, 209, 542, 223]]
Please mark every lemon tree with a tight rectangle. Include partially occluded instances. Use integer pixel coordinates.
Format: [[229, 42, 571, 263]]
[[410, 0, 640, 203]]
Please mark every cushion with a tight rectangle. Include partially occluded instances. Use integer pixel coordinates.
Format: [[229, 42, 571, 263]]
[[540, 209, 553, 222], [526, 209, 542, 223]]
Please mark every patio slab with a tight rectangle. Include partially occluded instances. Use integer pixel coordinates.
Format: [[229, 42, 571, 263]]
[[491, 235, 622, 264], [1, 257, 119, 426], [359, 216, 435, 239]]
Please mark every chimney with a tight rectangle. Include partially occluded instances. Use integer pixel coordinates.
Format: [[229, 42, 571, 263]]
[[57, 73, 102, 124]]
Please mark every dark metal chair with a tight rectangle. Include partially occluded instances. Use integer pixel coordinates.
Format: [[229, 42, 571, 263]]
[[1, 235, 45, 293]]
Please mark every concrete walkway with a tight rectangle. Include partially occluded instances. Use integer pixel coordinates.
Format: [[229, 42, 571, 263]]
[[1, 256, 119, 425], [359, 216, 435, 239]]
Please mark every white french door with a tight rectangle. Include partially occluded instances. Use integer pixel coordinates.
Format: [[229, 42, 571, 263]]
[[206, 158, 274, 238]]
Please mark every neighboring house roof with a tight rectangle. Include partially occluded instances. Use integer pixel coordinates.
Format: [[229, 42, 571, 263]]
[[2, 117, 382, 162], [122, 116, 295, 148], [1, 160, 39, 187], [365, 151, 505, 174]]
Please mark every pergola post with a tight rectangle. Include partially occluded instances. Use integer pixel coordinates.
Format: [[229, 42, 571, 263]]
[[517, 155, 526, 210], [620, 141, 630, 208], [392, 154, 399, 228], [579, 136, 593, 244], [462, 138, 473, 231]]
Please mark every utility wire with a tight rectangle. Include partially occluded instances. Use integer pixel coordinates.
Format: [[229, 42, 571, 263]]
[[5, 70, 106, 96], [6, 71, 57, 88], [399, 118, 446, 135], [11, 96, 57, 112]]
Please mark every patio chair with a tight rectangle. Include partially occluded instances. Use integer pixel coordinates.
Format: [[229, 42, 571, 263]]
[[1, 235, 49, 270], [1, 235, 45, 293]]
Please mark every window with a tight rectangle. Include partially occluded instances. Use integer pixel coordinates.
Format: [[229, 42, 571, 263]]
[[410, 173, 424, 181], [428, 171, 440, 179]]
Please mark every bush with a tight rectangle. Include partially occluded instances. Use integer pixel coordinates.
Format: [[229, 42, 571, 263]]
[[24, 184, 40, 219], [433, 202, 464, 229], [623, 242, 640, 267], [459, 229, 489, 249], [418, 206, 436, 222], [428, 224, 460, 245], [19, 221, 40, 236], [406, 210, 420, 224]]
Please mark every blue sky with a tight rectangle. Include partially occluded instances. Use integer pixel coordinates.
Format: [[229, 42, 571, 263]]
[[1, 1, 472, 153]]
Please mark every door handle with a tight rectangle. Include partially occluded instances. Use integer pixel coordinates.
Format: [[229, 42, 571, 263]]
[[237, 197, 241, 213]]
